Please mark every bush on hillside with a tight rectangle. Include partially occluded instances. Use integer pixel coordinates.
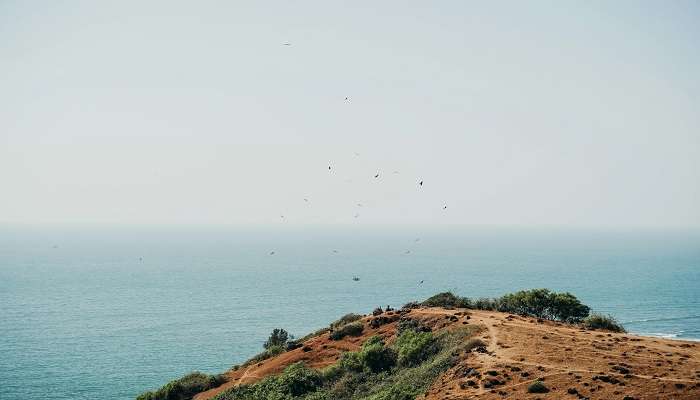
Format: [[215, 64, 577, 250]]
[[331, 313, 363, 329], [472, 297, 499, 311], [330, 322, 364, 340], [358, 336, 397, 373], [397, 318, 426, 335], [394, 330, 438, 367], [421, 292, 471, 308], [264, 328, 290, 349], [583, 313, 626, 333], [549, 292, 591, 323], [137, 372, 226, 400], [498, 289, 590, 322]]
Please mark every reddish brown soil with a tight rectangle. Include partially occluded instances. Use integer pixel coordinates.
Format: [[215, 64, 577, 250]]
[[195, 308, 700, 400]]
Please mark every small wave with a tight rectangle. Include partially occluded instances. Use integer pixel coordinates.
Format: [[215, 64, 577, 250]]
[[634, 331, 700, 342], [622, 315, 700, 324]]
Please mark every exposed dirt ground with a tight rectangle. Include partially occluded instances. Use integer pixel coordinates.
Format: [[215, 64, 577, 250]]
[[195, 307, 700, 400]]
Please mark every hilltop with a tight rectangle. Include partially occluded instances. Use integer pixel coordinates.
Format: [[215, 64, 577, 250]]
[[138, 291, 700, 400]]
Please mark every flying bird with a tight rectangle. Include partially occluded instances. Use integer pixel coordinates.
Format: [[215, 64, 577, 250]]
[[357, 203, 363, 207], [283, 43, 291, 46], [328, 165, 332, 170], [419, 280, 424, 285], [333, 250, 339, 254], [404, 250, 411, 254], [419, 180, 423, 186], [303, 198, 309, 202], [374, 173, 380, 178], [443, 205, 447, 210], [269, 251, 275, 255]]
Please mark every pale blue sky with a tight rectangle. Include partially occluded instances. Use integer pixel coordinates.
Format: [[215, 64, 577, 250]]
[[1, 1, 699, 228]]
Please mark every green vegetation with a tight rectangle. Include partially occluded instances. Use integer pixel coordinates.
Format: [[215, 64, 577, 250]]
[[212, 326, 480, 400], [421, 292, 471, 308], [330, 322, 364, 340], [330, 313, 364, 329], [499, 289, 590, 322], [583, 313, 626, 333], [393, 330, 437, 367], [264, 328, 290, 349], [138, 289, 624, 400], [136, 372, 226, 400], [422, 289, 591, 323], [527, 380, 549, 393]]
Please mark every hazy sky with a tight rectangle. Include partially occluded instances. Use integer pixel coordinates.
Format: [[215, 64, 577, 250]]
[[1, 1, 699, 228]]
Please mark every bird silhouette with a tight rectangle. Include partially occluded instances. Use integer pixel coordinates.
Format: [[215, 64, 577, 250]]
[[419, 280, 424, 285], [374, 173, 380, 178], [303, 198, 309, 202], [282, 43, 291, 46], [419, 180, 423, 186], [269, 251, 275, 255], [443, 205, 447, 210]]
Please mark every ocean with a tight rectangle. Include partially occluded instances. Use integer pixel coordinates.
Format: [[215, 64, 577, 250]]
[[1, 226, 698, 399]]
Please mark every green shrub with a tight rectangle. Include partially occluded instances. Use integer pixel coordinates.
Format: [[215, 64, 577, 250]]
[[583, 313, 626, 332], [331, 313, 364, 329], [396, 318, 421, 335], [358, 337, 397, 373], [330, 322, 364, 340], [498, 289, 590, 322], [274, 362, 324, 396], [472, 297, 499, 310], [421, 292, 470, 308], [264, 328, 290, 349], [420, 289, 591, 323], [527, 380, 549, 393], [338, 351, 364, 372], [549, 292, 591, 323], [137, 372, 226, 400], [393, 330, 437, 367]]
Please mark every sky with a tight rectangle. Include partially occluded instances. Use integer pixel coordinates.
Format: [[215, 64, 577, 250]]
[[1, 1, 699, 228]]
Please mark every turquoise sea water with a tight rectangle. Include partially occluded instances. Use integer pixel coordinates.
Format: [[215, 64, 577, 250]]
[[1, 226, 699, 400]]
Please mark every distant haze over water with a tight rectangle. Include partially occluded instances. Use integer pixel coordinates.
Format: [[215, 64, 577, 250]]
[[1, 226, 698, 399]]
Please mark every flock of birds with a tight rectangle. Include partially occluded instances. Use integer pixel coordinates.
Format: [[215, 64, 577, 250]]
[[269, 41, 448, 285], [269, 162, 447, 256], [270, 156, 447, 286]]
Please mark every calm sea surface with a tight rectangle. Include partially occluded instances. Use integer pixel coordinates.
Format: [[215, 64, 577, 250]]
[[1, 226, 699, 400]]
